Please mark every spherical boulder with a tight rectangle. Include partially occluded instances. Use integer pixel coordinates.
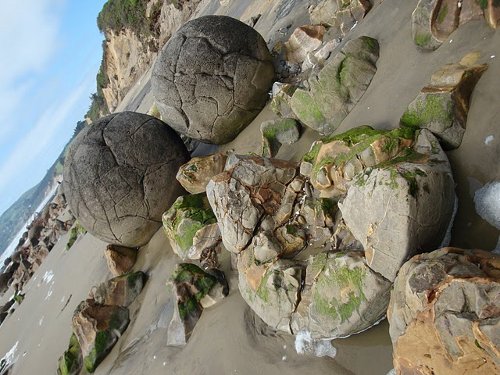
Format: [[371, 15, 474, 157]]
[[151, 15, 275, 144], [63, 112, 189, 247]]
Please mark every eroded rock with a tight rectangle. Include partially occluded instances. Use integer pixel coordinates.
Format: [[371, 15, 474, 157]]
[[284, 25, 326, 64], [290, 36, 379, 135], [261, 118, 301, 157], [104, 244, 138, 277], [91, 271, 147, 307], [152, 15, 275, 144], [176, 152, 228, 194], [388, 247, 500, 374], [63, 112, 189, 247], [163, 193, 217, 260]]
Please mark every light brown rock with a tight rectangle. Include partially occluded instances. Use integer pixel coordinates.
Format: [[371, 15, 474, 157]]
[[105, 244, 138, 277], [176, 152, 228, 194]]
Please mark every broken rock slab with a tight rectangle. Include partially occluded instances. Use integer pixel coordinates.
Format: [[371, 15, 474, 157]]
[[91, 271, 147, 307], [388, 247, 500, 374]]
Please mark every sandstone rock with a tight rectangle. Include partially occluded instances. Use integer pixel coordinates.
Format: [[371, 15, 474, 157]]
[[290, 36, 379, 135], [401, 60, 487, 149], [301, 39, 339, 72], [91, 271, 147, 307], [206, 155, 298, 253], [292, 251, 391, 339], [261, 118, 301, 157], [167, 263, 227, 346], [104, 244, 138, 277], [63, 112, 188, 247], [284, 25, 326, 64], [152, 15, 275, 144], [57, 333, 82, 375], [309, 0, 372, 36], [270, 82, 297, 118], [388, 247, 500, 374], [162, 193, 217, 260], [72, 299, 130, 373], [340, 129, 456, 281], [176, 152, 228, 194], [188, 223, 222, 270]]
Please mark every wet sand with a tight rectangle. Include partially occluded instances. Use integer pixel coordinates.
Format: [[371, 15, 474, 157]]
[[0, 0, 498, 374]]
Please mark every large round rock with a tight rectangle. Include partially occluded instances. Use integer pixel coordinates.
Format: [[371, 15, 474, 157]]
[[152, 15, 275, 144], [63, 112, 189, 247]]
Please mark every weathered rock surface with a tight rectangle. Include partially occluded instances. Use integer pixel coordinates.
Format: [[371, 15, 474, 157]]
[[189, 223, 223, 270], [104, 244, 138, 277], [290, 36, 379, 135], [162, 193, 217, 260], [176, 152, 228, 194], [339, 129, 455, 281], [270, 82, 297, 119], [309, 0, 372, 37], [63, 112, 188, 247], [167, 263, 228, 346], [260, 118, 301, 157], [91, 271, 147, 307], [411, 0, 499, 50], [57, 333, 82, 375], [284, 25, 326, 64], [388, 247, 500, 374], [72, 299, 130, 373], [152, 15, 275, 144], [401, 60, 487, 149], [292, 251, 391, 339]]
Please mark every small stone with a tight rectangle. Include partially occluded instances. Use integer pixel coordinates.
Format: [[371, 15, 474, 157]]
[[104, 244, 138, 277], [261, 118, 301, 157], [91, 271, 147, 307], [176, 152, 228, 194]]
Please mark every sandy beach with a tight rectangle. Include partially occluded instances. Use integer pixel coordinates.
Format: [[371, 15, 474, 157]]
[[0, 0, 498, 374]]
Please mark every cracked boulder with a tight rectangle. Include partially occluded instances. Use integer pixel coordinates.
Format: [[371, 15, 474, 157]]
[[63, 112, 189, 247], [401, 59, 488, 149], [291, 251, 392, 339], [167, 263, 228, 346], [152, 15, 275, 144], [176, 152, 228, 194], [57, 333, 82, 375], [162, 193, 217, 260], [388, 247, 500, 374], [290, 36, 379, 135], [260, 118, 301, 157], [72, 299, 130, 373], [90, 271, 147, 307], [339, 129, 456, 281]]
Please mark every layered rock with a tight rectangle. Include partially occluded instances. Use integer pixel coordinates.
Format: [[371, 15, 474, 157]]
[[260, 118, 301, 157], [91, 271, 147, 307], [167, 263, 228, 346], [152, 15, 275, 144], [104, 244, 138, 277], [401, 60, 487, 149], [290, 36, 379, 135], [72, 300, 130, 373], [63, 112, 189, 247], [388, 247, 500, 374], [176, 152, 228, 194], [162, 193, 217, 260], [309, 1, 372, 36], [411, 0, 499, 50], [284, 25, 326, 64]]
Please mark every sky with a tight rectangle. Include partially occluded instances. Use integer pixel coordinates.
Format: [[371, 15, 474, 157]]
[[0, 0, 107, 216]]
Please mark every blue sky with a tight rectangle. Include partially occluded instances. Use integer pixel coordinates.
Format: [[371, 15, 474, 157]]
[[0, 0, 107, 216]]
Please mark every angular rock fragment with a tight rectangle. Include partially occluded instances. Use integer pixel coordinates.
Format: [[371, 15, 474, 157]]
[[57, 333, 82, 375], [401, 60, 487, 149], [284, 25, 326, 64], [163, 193, 217, 260], [152, 15, 275, 144], [292, 251, 391, 339], [261, 118, 301, 157], [104, 244, 137, 277], [167, 263, 228, 346], [290, 36, 379, 135], [91, 271, 147, 307], [270, 82, 297, 118], [339, 130, 456, 281], [176, 152, 228, 194], [188, 223, 222, 269], [388, 247, 500, 374], [72, 300, 130, 373]]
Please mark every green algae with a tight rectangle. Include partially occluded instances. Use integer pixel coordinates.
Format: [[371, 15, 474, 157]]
[[400, 94, 452, 129], [414, 32, 432, 48]]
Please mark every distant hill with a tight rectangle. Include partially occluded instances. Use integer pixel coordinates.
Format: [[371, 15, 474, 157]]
[[0, 120, 86, 255]]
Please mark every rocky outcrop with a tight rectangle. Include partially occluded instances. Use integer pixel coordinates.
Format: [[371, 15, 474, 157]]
[[260, 118, 301, 157], [151, 15, 275, 144], [388, 247, 500, 374], [72, 299, 130, 373], [401, 59, 488, 149], [63, 112, 189, 247], [290, 36, 379, 135], [104, 244, 138, 277], [176, 152, 228, 194], [91, 271, 147, 307], [411, 0, 499, 50], [57, 333, 82, 375], [162, 193, 217, 260], [167, 263, 228, 346]]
